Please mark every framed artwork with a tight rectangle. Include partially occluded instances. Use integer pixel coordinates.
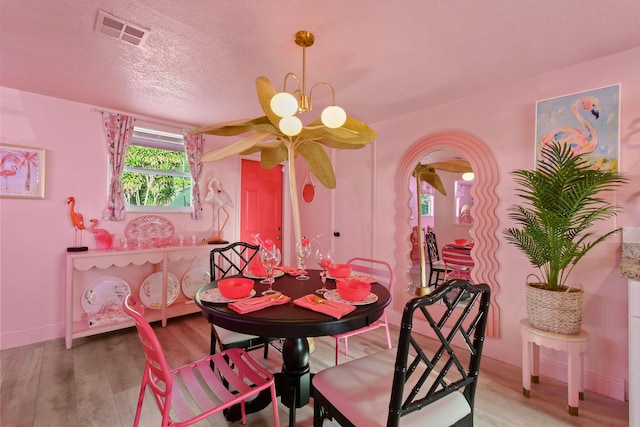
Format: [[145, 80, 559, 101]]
[[0, 143, 46, 199], [535, 84, 620, 171]]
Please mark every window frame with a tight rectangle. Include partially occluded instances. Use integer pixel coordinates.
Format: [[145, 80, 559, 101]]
[[123, 124, 192, 213]]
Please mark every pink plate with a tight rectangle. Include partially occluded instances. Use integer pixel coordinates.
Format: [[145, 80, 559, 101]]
[[125, 215, 175, 243]]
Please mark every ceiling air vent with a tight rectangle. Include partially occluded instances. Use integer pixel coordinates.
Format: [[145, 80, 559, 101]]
[[95, 11, 150, 47]]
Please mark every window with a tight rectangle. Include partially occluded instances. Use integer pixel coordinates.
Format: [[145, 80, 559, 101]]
[[123, 125, 191, 212]]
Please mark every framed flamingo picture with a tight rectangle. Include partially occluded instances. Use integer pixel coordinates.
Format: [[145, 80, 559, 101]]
[[535, 84, 620, 172], [0, 143, 46, 199]]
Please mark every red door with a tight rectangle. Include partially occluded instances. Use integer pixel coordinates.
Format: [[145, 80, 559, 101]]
[[240, 160, 283, 251]]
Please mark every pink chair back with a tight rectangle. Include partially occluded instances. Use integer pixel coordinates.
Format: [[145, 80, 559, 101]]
[[122, 294, 174, 402], [441, 245, 474, 281], [346, 257, 393, 292]]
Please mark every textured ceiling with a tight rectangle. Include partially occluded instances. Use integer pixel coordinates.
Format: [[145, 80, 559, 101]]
[[1, 0, 640, 128]]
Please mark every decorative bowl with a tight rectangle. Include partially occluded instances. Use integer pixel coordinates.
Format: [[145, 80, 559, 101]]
[[336, 280, 371, 302], [454, 239, 467, 245], [217, 278, 254, 299], [328, 263, 352, 278]]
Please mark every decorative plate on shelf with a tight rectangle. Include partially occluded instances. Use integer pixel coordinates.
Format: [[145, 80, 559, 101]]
[[182, 266, 211, 299], [81, 276, 131, 314], [125, 215, 175, 243], [323, 289, 378, 306], [140, 272, 179, 309]]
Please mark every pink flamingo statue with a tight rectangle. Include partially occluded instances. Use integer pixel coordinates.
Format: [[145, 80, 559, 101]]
[[89, 218, 114, 250], [205, 178, 233, 244], [67, 196, 88, 251], [538, 95, 600, 162]]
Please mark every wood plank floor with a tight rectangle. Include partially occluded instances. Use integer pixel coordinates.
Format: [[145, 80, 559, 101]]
[[1, 313, 628, 426]]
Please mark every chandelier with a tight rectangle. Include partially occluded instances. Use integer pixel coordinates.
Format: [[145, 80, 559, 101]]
[[270, 31, 347, 136], [192, 30, 377, 255]]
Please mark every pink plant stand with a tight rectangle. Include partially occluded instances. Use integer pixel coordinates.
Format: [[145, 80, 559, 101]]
[[520, 318, 590, 416]]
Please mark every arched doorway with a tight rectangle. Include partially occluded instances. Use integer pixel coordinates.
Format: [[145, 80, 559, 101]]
[[394, 130, 501, 337]]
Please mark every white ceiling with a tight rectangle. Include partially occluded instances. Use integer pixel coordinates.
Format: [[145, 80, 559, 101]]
[[2, 0, 640, 128]]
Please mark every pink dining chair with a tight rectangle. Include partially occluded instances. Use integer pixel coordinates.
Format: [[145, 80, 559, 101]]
[[441, 245, 474, 281], [332, 257, 393, 365], [122, 294, 280, 427]]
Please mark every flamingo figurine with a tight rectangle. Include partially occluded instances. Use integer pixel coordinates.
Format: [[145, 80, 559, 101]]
[[67, 196, 88, 251], [89, 218, 113, 250], [205, 178, 233, 243], [538, 95, 600, 162]]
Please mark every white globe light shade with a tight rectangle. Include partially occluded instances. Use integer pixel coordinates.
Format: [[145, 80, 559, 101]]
[[279, 116, 303, 136], [321, 105, 347, 128], [270, 92, 299, 117], [462, 172, 475, 181]]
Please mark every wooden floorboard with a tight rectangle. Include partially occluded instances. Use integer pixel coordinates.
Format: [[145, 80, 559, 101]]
[[0, 313, 629, 426]]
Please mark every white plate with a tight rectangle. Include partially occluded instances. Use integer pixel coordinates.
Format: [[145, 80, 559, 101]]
[[243, 269, 285, 280], [327, 274, 377, 283], [82, 276, 131, 314], [199, 288, 256, 303], [182, 266, 211, 299], [324, 289, 378, 306], [140, 272, 179, 309]]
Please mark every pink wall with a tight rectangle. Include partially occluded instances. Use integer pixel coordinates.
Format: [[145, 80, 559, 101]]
[[367, 47, 640, 400], [1, 47, 639, 401]]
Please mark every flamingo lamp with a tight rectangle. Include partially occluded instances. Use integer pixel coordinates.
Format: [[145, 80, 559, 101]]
[[67, 196, 88, 252], [205, 178, 233, 244], [89, 218, 114, 250]]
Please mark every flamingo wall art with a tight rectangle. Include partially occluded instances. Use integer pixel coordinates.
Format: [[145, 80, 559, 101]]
[[535, 84, 620, 172], [0, 143, 45, 198]]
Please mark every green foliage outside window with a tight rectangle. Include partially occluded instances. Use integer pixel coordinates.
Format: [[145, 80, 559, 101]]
[[123, 145, 191, 207]]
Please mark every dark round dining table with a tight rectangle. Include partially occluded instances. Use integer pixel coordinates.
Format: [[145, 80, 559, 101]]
[[195, 269, 391, 427]]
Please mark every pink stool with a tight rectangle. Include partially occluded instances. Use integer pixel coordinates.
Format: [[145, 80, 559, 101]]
[[520, 319, 589, 415]]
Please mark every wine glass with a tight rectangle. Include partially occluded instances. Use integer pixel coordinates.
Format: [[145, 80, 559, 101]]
[[314, 248, 334, 294], [259, 246, 281, 295], [295, 241, 312, 281]]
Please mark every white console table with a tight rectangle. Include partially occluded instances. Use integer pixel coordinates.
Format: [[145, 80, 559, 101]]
[[65, 244, 217, 349]]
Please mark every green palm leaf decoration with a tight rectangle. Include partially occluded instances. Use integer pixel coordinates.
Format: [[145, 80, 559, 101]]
[[190, 76, 377, 249], [503, 141, 627, 290]]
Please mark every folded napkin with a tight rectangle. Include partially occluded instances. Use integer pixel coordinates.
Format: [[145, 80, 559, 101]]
[[277, 266, 307, 276], [337, 274, 377, 284], [228, 293, 291, 314], [293, 294, 356, 319]]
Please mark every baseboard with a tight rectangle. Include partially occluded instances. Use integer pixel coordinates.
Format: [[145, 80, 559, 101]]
[[1, 323, 63, 350]]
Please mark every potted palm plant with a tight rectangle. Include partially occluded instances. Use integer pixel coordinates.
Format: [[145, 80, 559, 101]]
[[503, 141, 627, 334]]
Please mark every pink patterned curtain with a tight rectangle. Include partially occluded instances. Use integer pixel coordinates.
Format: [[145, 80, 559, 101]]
[[184, 132, 204, 219], [102, 113, 136, 221]]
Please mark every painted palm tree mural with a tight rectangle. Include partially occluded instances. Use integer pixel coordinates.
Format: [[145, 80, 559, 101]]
[[190, 76, 377, 248]]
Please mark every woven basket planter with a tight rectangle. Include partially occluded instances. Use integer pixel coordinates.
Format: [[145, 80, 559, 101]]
[[525, 281, 583, 335]]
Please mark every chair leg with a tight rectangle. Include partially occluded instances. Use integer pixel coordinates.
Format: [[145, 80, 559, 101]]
[[263, 342, 269, 359], [344, 337, 349, 356], [335, 337, 341, 365], [384, 321, 392, 349], [210, 325, 217, 355], [133, 379, 147, 427]]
